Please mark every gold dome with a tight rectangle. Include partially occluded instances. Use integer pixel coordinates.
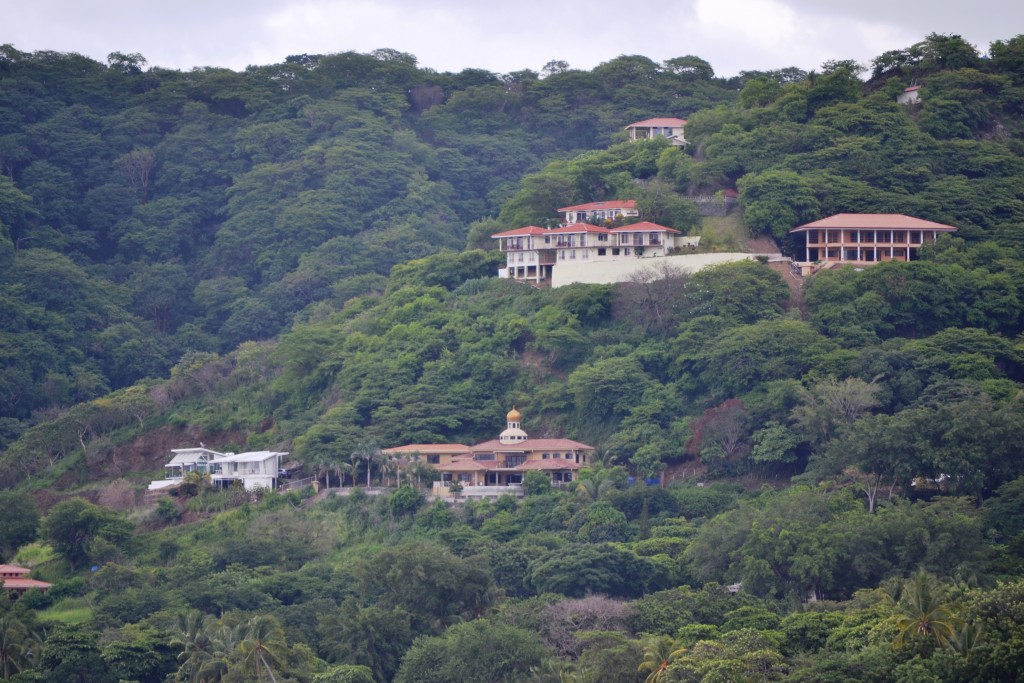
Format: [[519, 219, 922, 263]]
[[506, 407, 522, 422]]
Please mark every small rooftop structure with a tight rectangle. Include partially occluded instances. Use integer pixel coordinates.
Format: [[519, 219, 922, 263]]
[[897, 85, 921, 105]]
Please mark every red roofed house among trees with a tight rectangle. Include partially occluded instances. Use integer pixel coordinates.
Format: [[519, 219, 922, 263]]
[[558, 200, 639, 225], [625, 117, 687, 145], [1, 564, 51, 599], [383, 408, 593, 498], [790, 213, 957, 275]]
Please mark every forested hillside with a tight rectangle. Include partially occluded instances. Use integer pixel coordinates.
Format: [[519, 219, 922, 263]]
[[2, 33, 1024, 683]]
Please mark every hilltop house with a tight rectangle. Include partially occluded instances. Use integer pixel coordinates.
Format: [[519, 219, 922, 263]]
[[492, 221, 699, 285], [1, 564, 50, 599], [383, 408, 593, 498], [148, 447, 288, 491], [897, 85, 921, 105], [625, 117, 687, 145], [558, 200, 639, 225], [790, 213, 957, 274]]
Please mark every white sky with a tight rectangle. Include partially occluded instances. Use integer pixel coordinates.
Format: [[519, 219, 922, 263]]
[[3, 0, 1022, 77]]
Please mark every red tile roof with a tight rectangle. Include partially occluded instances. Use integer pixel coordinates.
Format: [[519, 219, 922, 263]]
[[490, 225, 551, 238], [626, 118, 687, 128], [440, 458, 495, 472], [470, 438, 594, 452], [904, 85, 921, 92], [548, 222, 613, 234], [611, 221, 681, 234], [791, 213, 958, 232], [382, 444, 472, 455], [2, 578, 51, 591], [558, 200, 637, 212], [0, 565, 31, 577]]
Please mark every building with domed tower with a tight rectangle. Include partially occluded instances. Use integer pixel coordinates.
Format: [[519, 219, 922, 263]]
[[383, 407, 594, 498]]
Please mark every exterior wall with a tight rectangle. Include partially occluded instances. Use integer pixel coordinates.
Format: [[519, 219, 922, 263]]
[[552, 252, 757, 287], [562, 208, 640, 224]]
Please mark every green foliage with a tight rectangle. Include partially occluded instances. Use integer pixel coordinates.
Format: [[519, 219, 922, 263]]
[[40, 497, 133, 570], [0, 491, 38, 560], [394, 619, 548, 683]]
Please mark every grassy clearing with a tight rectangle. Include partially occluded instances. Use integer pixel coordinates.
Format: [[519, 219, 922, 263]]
[[696, 210, 750, 252], [38, 598, 93, 625]]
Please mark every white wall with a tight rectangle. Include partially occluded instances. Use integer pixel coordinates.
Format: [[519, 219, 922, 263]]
[[551, 253, 759, 287]]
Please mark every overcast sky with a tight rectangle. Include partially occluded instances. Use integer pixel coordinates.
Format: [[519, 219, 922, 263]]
[[4, 0, 1023, 78]]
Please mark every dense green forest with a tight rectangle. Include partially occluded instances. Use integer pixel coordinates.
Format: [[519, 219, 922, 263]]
[[2, 32, 1024, 682]]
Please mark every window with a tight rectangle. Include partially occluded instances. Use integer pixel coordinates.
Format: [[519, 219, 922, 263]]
[[581, 250, 588, 259], [427, 454, 440, 464], [597, 248, 606, 256], [624, 248, 631, 256], [570, 250, 576, 260], [612, 248, 620, 256], [542, 453, 549, 459], [893, 231, 906, 243], [474, 453, 495, 461], [506, 455, 526, 467]]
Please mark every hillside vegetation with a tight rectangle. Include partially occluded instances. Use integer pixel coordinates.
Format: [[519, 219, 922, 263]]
[[2, 33, 1024, 683]]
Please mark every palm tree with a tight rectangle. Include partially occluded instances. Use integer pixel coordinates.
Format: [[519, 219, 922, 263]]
[[171, 611, 216, 683], [337, 460, 357, 488], [352, 440, 382, 487], [892, 571, 959, 650], [576, 466, 620, 501], [0, 613, 33, 679], [637, 634, 687, 683], [239, 616, 285, 683]]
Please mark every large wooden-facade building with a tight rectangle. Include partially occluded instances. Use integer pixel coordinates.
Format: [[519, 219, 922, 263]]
[[791, 213, 957, 274]]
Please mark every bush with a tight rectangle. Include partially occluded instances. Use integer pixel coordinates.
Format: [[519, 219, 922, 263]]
[[388, 486, 423, 516]]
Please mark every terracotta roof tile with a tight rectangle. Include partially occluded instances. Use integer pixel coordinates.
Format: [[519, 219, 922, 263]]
[[548, 223, 613, 234], [2, 578, 51, 590], [471, 438, 594, 451], [611, 221, 681, 234], [382, 444, 472, 455], [791, 213, 958, 232], [0, 565, 31, 577], [557, 200, 637, 212], [626, 118, 687, 128], [490, 225, 551, 238]]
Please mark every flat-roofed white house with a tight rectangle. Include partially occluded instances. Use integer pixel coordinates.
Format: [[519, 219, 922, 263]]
[[625, 117, 687, 145], [149, 447, 288, 491], [790, 213, 957, 275]]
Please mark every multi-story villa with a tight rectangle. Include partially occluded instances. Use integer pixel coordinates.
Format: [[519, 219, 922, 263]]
[[492, 221, 694, 285], [383, 408, 593, 498], [790, 213, 957, 274]]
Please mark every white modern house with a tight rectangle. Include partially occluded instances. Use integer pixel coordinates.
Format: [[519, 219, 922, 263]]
[[149, 447, 287, 491]]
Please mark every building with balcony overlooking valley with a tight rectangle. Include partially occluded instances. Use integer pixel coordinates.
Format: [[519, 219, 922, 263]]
[[790, 213, 957, 275]]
